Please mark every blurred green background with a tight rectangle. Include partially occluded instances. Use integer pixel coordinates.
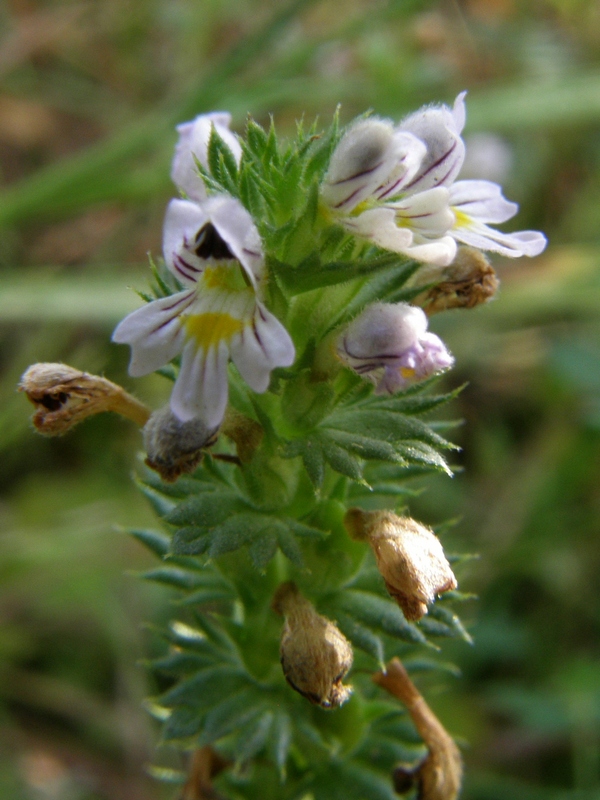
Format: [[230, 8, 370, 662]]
[[1, 0, 600, 798]]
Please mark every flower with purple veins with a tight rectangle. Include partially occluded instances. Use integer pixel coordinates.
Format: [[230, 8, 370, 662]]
[[337, 302, 453, 393], [113, 195, 295, 428]]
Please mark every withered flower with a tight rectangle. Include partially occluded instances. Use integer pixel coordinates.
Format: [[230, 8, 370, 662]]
[[143, 405, 219, 482], [344, 509, 457, 621], [416, 246, 499, 315], [373, 658, 462, 800], [19, 362, 150, 436], [272, 582, 353, 709], [180, 745, 230, 800]]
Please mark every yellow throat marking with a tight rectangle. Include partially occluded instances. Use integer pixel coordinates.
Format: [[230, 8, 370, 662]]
[[452, 208, 472, 229], [184, 312, 245, 349]]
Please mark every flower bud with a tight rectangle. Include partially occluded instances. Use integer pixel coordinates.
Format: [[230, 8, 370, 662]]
[[171, 112, 242, 201], [19, 362, 150, 435], [416, 246, 499, 314], [344, 509, 457, 621], [272, 582, 353, 709], [337, 302, 453, 394], [143, 405, 219, 482], [373, 658, 463, 800]]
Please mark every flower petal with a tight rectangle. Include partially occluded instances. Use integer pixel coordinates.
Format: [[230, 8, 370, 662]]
[[401, 236, 457, 267], [345, 207, 414, 252], [322, 119, 426, 212], [399, 92, 467, 194], [453, 221, 547, 257], [394, 186, 455, 239], [171, 112, 242, 201], [230, 304, 295, 392], [163, 199, 210, 286], [204, 195, 264, 289], [170, 338, 230, 426], [112, 290, 194, 376], [450, 180, 518, 224]]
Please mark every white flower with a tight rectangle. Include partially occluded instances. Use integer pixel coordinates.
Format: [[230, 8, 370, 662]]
[[337, 302, 453, 393], [449, 179, 547, 257], [321, 97, 467, 267], [322, 92, 547, 264], [112, 195, 295, 428], [171, 112, 242, 201]]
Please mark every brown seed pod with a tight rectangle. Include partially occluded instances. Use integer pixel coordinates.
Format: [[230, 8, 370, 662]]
[[344, 509, 457, 621], [19, 362, 150, 435], [373, 658, 463, 800], [417, 246, 499, 315], [272, 582, 353, 709]]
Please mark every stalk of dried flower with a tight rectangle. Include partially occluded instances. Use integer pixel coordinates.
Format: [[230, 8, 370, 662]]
[[373, 657, 462, 800]]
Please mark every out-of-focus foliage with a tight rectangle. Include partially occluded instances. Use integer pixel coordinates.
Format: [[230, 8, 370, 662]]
[[1, 0, 600, 797]]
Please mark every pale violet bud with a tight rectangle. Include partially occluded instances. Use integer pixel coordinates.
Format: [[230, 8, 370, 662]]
[[337, 302, 454, 393], [171, 112, 243, 201], [322, 117, 426, 212]]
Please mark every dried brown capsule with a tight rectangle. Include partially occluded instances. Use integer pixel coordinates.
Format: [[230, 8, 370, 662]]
[[143, 405, 219, 482], [344, 509, 457, 621], [373, 658, 463, 800], [19, 362, 150, 435], [272, 582, 353, 709], [416, 246, 499, 315]]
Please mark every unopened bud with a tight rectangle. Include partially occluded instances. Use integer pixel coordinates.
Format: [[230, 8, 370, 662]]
[[272, 582, 353, 709], [19, 362, 150, 435], [344, 509, 457, 621], [416, 246, 499, 314], [373, 658, 463, 800], [143, 405, 219, 482], [337, 302, 453, 394]]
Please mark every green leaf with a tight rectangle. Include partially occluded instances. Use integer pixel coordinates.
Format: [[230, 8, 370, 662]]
[[200, 688, 265, 743], [248, 530, 279, 569], [269, 710, 292, 777], [135, 479, 177, 517], [427, 605, 473, 644], [334, 611, 385, 667], [325, 409, 453, 450], [165, 490, 243, 527], [324, 429, 406, 463], [237, 710, 275, 762], [130, 528, 170, 557], [141, 567, 200, 590], [320, 437, 364, 482], [276, 525, 304, 567], [311, 760, 398, 800], [245, 118, 268, 157], [170, 526, 212, 556], [162, 706, 205, 741], [161, 666, 249, 708], [333, 590, 428, 646]]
